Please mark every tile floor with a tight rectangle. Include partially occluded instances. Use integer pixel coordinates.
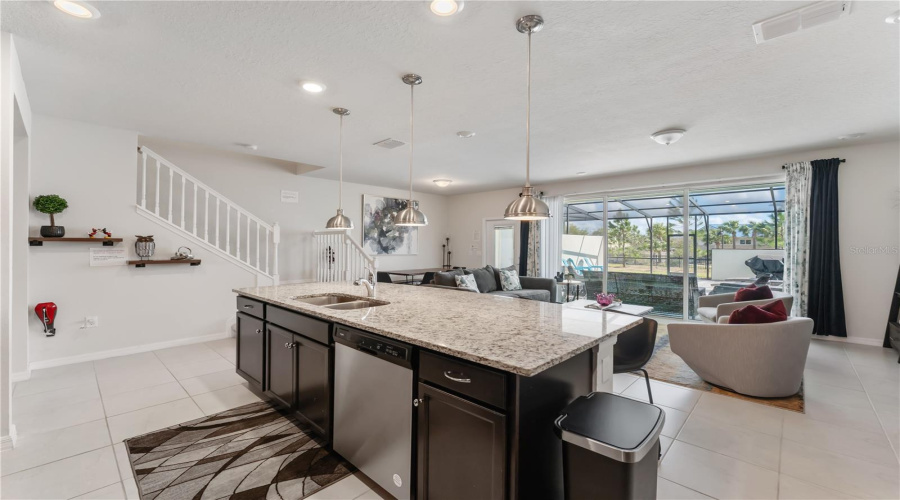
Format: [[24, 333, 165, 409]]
[[2, 338, 898, 499]]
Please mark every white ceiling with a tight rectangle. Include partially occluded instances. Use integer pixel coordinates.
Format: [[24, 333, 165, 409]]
[[3, 1, 898, 194]]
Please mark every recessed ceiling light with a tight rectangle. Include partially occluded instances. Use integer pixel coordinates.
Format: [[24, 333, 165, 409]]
[[53, 0, 100, 19], [650, 129, 686, 146], [456, 130, 475, 138], [885, 10, 899, 23], [300, 81, 326, 93], [433, 179, 453, 188], [431, 0, 463, 16], [576, 172, 587, 176], [838, 133, 865, 140]]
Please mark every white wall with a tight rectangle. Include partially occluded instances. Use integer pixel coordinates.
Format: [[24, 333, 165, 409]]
[[446, 141, 900, 344], [139, 138, 450, 282]]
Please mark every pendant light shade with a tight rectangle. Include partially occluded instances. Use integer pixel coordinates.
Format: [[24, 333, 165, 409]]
[[325, 107, 354, 230], [395, 74, 428, 227], [504, 15, 551, 221]]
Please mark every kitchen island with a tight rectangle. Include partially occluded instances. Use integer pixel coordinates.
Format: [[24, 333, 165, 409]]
[[233, 282, 642, 500]]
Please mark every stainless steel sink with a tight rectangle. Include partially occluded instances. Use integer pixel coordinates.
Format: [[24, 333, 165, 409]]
[[292, 294, 388, 310], [323, 299, 388, 310]]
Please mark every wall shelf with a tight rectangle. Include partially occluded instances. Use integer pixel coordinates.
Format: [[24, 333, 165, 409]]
[[29, 237, 123, 247], [127, 259, 201, 268]]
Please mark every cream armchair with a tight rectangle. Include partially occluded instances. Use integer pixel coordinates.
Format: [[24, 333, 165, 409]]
[[668, 317, 814, 397], [696, 291, 793, 323]]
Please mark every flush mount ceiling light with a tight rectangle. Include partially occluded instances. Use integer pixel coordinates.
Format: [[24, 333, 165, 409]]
[[325, 108, 354, 230], [456, 131, 476, 139], [430, 0, 463, 16], [838, 132, 865, 140], [300, 81, 326, 93], [53, 0, 100, 19], [650, 129, 686, 146], [887, 10, 900, 23], [433, 179, 452, 188], [395, 74, 428, 227], [504, 15, 551, 222]]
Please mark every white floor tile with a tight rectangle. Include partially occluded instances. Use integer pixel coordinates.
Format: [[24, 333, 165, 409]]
[[113, 442, 134, 479], [205, 338, 237, 364], [191, 384, 262, 415], [178, 369, 246, 396], [123, 476, 140, 499], [13, 362, 97, 398], [1, 419, 111, 477], [677, 414, 781, 470], [803, 398, 885, 435], [107, 398, 203, 443], [780, 439, 900, 499], [657, 478, 713, 499], [613, 373, 638, 393], [71, 482, 127, 499], [803, 365, 864, 391], [165, 357, 234, 380], [93, 352, 161, 373], [659, 405, 690, 439], [659, 435, 674, 460], [153, 343, 223, 367], [353, 489, 383, 500], [783, 411, 898, 466], [14, 398, 106, 437], [623, 379, 702, 412], [306, 474, 370, 500], [12, 382, 101, 419], [0, 446, 120, 500], [659, 441, 778, 499], [778, 474, 854, 499], [102, 381, 189, 417], [804, 381, 874, 411], [691, 392, 785, 437], [95, 362, 176, 398]]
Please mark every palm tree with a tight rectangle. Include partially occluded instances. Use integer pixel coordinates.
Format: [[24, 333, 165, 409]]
[[745, 221, 772, 249], [767, 212, 785, 248], [708, 227, 727, 249], [719, 220, 742, 249]]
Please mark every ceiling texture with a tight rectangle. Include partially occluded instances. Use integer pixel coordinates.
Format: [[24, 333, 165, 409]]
[[2, 1, 898, 194]]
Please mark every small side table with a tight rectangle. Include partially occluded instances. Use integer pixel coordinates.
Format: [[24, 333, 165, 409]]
[[561, 280, 583, 302]]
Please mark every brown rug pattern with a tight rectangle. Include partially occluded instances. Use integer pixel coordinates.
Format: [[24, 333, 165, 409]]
[[124, 401, 352, 499], [645, 323, 805, 413]]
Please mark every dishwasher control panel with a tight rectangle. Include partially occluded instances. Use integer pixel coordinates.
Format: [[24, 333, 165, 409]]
[[335, 325, 412, 364]]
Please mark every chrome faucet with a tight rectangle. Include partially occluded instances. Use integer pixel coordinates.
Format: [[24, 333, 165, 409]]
[[354, 269, 376, 298]]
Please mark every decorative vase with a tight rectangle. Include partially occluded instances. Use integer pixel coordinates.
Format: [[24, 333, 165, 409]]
[[596, 293, 617, 307], [40, 226, 65, 238], [134, 235, 155, 260]]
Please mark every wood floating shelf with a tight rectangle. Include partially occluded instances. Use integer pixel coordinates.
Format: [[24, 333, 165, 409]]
[[29, 237, 123, 247], [127, 259, 202, 268]]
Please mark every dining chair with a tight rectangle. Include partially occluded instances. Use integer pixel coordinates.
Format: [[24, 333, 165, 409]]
[[613, 318, 658, 404]]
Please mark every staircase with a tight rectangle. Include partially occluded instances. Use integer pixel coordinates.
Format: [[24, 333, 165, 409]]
[[314, 229, 377, 283], [136, 147, 280, 285]]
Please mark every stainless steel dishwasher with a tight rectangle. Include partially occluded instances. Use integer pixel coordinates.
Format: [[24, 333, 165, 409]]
[[333, 325, 414, 499]]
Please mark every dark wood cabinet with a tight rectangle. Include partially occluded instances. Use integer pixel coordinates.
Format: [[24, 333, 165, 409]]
[[236, 312, 265, 391], [417, 382, 506, 500], [266, 325, 296, 409], [294, 334, 332, 438]]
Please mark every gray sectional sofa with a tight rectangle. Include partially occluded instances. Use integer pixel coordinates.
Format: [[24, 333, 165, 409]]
[[423, 266, 558, 302]]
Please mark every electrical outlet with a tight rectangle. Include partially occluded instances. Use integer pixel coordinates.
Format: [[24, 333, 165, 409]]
[[85, 316, 99, 328]]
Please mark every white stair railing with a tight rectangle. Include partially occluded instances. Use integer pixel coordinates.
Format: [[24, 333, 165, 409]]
[[137, 147, 279, 285], [314, 230, 377, 283]]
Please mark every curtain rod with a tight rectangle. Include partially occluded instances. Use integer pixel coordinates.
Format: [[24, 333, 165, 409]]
[[782, 159, 846, 169]]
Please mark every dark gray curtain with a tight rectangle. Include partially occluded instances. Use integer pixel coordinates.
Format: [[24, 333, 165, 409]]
[[807, 158, 847, 337]]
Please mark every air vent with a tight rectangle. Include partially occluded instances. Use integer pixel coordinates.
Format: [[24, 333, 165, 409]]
[[373, 138, 406, 149], [752, 1, 851, 44]]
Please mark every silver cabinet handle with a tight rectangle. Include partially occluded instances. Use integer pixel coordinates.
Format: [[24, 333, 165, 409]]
[[243, 304, 253, 309], [255, 328, 262, 334], [443, 371, 471, 384], [284, 342, 290, 348]]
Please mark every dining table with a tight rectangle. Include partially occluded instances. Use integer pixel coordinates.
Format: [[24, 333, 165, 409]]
[[382, 267, 449, 284]]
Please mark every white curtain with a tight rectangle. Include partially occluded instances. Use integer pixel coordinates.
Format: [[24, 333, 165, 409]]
[[539, 196, 564, 279], [784, 161, 812, 317]]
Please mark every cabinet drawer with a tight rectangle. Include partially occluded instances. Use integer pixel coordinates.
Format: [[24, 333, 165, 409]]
[[237, 296, 265, 319], [267, 306, 331, 345], [420, 351, 507, 410]]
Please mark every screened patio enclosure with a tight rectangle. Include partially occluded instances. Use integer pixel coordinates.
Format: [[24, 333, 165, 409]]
[[563, 183, 785, 319]]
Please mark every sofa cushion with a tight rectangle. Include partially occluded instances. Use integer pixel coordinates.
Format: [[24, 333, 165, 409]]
[[728, 300, 788, 324], [697, 307, 717, 322], [466, 266, 498, 293], [499, 269, 523, 291], [455, 274, 480, 293], [489, 265, 516, 290], [491, 289, 551, 301], [433, 269, 465, 287], [734, 284, 774, 302]]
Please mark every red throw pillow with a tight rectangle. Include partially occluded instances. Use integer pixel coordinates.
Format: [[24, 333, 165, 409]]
[[728, 300, 788, 324], [734, 284, 774, 302]]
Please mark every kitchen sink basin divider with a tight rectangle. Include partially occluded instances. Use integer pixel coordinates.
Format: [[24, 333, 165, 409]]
[[136, 146, 280, 285], [313, 229, 377, 283]]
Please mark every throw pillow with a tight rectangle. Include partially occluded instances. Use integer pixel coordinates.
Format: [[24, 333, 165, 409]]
[[734, 284, 774, 302], [498, 269, 523, 291], [455, 274, 480, 293], [728, 300, 788, 324], [467, 266, 498, 293], [489, 264, 517, 290], [434, 269, 464, 287]]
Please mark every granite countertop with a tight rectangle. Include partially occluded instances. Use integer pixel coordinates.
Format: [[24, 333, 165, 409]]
[[234, 282, 643, 377]]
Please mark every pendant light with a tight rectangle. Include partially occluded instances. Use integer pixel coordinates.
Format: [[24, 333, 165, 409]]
[[504, 15, 551, 221], [325, 107, 354, 229], [395, 74, 428, 227]]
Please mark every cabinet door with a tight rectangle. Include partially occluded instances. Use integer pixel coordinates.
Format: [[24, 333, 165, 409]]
[[236, 313, 265, 390], [417, 383, 506, 500], [294, 334, 332, 440], [266, 325, 295, 409]]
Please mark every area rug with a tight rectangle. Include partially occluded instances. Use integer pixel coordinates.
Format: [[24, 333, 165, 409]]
[[644, 322, 805, 413], [124, 401, 353, 500]]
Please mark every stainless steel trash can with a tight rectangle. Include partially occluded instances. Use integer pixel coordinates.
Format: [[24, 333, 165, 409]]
[[554, 392, 665, 500]]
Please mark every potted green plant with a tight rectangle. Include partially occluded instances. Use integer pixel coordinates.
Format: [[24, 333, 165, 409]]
[[33, 194, 68, 237]]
